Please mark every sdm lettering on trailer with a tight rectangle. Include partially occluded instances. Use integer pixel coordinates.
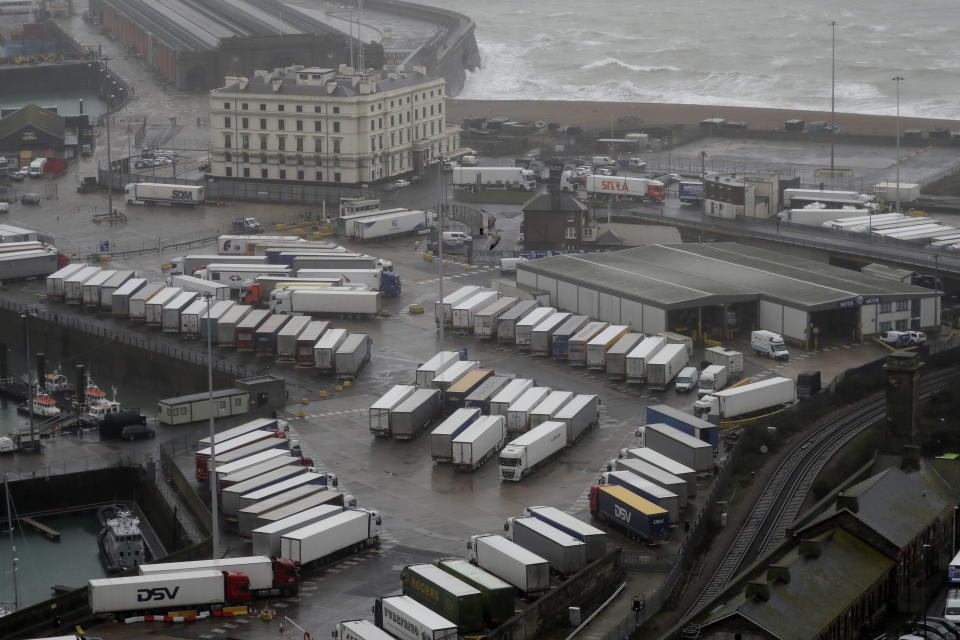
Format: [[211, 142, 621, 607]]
[[171, 190, 195, 200]]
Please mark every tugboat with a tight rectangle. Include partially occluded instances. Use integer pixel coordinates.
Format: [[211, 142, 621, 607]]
[[81, 384, 123, 427], [17, 384, 62, 418], [96, 505, 147, 573]]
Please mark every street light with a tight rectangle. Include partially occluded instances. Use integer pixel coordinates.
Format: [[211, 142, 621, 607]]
[[204, 293, 220, 558], [21, 313, 36, 452], [892, 76, 904, 213], [830, 21, 837, 176], [437, 158, 444, 343]]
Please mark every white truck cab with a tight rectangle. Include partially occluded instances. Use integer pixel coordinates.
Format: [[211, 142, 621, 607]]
[[751, 330, 790, 360]]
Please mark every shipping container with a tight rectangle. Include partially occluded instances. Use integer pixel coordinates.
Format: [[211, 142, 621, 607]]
[[586, 325, 630, 369], [468, 534, 550, 596], [704, 346, 744, 377], [514, 307, 556, 347], [452, 291, 500, 333], [430, 408, 481, 462], [625, 336, 667, 384], [600, 470, 680, 524], [643, 423, 714, 475], [529, 391, 574, 428], [401, 564, 484, 631], [110, 277, 147, 317], [335, 333, 372, 379], [463, 376, 511, 412], [550, 315, 590, 359], [473, 296, 519, 338], [604, 333, 644, 378], [431, 360, 479, 392], [295, 320, 331, 365], [506, 387, 551, 433], [646, 405, 718, 448], [434, 558, 514, 625], [621, 448, 697, 495], [530, 312, 571, 356], [435, 285, 483, 327], [553, 394, 599, 444], [506, 516, 587, 576], [523, 506, 607, 562], [252, 504, 343, 556], [275, 315, 313, 362], [369, 385, 418, 437], [391, 388, 442, 440], [444, 369, 493, 409], [314, 328, 348, 371], [568, 322, 609, 366], [612, 457, 688, 508], [374, 596, 457, 640], [496, 299, 539, 343], [416, 351, 462, 388], [489, 379, 534, 416], [451, 415, 507, 472], [234, 309, 271, 350], [589, 485, 669, 543]]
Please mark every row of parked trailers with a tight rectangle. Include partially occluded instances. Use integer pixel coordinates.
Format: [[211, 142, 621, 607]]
[[335, 504, 609, 640], [44, 264, 372, 378], [367, 351, 601, 479], [434, 285, 703, 388]]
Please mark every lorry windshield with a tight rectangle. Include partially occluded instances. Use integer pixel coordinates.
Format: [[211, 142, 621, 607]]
[[946, 607, 960, 616], [499, 456, 521, 467], [773, 343, 788, 353]]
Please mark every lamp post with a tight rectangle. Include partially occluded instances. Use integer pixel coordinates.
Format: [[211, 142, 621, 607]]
[[830, 21, 837, 176], [437, 158, 444, 343], [204, 293, 219, 558], [922, 543, 931, 631], [22, 314, 35, 452], [892, 76, 904, 213], [700, 150, 706, 181]]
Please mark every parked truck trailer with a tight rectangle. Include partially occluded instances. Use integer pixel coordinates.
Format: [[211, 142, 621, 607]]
[[467, 534, 550, 596]]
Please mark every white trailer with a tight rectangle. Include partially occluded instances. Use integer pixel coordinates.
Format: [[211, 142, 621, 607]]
[[431, 360, 479, 392], [468, 534, 550, 596], [271, 288, 382, 317], [430, 407, 481, 462], [98, 270, 136, 311], [221, 467, 304, 514], [335, 619, 397, 640], [391, 388, 442, 439], [280, 508, 381, 566], [645, 343, 688, 390], [369, 384, 418, 437], [530, 312, 571, 356], [291, 268, 382, 291], [199, 299, 236, 339], [489, 379, 534, 416], [129, 283, 167, 322], [435, 285, 483, 327], [505, 516, 587, 576], [169, 274, 231, 300], [217, 235, 304, 255], [474, 296, 520, 338], [275, 315, 312, 362], [698, 365, 729, 396], [88, 570, 228, 614], [255, 490, 350, 527], [451, 415, 507, 472], [335, 333, 371, 379], [80, 270, 115, 308], [643, 423, 714, 476], [553, 394, 599, 444], [138, 556, 297, 596], [604, 333, 644, 378], [657, 331, 694, 357], [584, 175, 663, 202], [621, 447, 697, 495], [236, 471, 332, 514], [170, 254, 269, 276], [704, 346, 743, 377], [586, 325, 630, 369], [529, 391, 574, 428], [63, 266, 102, 304], [600, 470, 680, 524], [416, 351, 461, 388], [496, 300, 540, 343], [568, 321, 610, 366], [125, 183, 204, 206], [46, 263, 86, 298], [877, 182, 922, 205], [314, 328, 348, 371], [199, 417, 286, 448], [111, 278, 147, 317], [452, 291, 500, 333], [146, 287, 182, 326], [252, 504, 343, 556], [515, 306, 556, 348], [783, 188, 874, 209], [550, 314, 590, 359], [613, 457, 688, 507], [161, 291, 200, 332], [523, 506, 607, 562], [352, 209, 432, 240], [214, 448, 293, 483], [236, 484, 327, 536], [506, 387, 551, 432], [198, 264, 291, 293], [375, 596, 457, 640], [693, 376, 796, 423], [179, 299, 209, 336], [216, 305, 252, 345], [499, 420, 566, 481], [452, 166, 535, 191], [625, 336, 666, 383]]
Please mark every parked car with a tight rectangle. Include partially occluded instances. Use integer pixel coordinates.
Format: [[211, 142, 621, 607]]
[[10, 169, 28, 181], [20, 193, 41, 205], [926, 619, 960, 639], [0, 202, 8, 214], [907, 330, 928, 345], [394, 179, 411, 189], [657, 173, 681, 183], [443, 231, 472, 245], [879, 330, 910, 346], [121, 424, 155, 440], [134, 158, 153, 169]]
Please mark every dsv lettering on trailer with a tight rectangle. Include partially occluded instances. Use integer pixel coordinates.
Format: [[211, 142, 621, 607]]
[[171, 190, 195, 200], [601, 180, 628, 192], [613, 504, 632, 524], [136, 586, 181, 602]]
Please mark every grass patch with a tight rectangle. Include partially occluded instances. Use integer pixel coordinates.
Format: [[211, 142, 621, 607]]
[[921, 170, 960, 196], [453, 190, 533, 204]]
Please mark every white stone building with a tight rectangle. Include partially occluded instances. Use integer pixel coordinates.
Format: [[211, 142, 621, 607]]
[[209, 65, 460, 185]]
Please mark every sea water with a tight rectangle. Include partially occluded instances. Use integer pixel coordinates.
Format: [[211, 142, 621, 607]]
[[415, 0, 960, 119]]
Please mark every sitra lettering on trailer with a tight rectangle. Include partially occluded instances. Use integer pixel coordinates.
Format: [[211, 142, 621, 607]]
[[136, 586, 181, 601], [601, 180, 628, 193], [613, 504, 632, 523]]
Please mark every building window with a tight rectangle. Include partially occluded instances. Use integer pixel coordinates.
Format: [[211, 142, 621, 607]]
[[224, 152, 232, 162], [278, 136, 286, 151], [260, 135, 267, 150], [297, 155, 304, 166], [296, 137, 304, 152], [896, 300, 909, 312], [398, 113, 403, 124], [277, 169, 287, 179], [334, 172, 341, 182], [260, 118, 267, 130], [314, 138, 322, 153], [879, 321, 892, 332], [565, 227, 578, 239], [315, 156, 323, 167], [315, 171, 322, 181], [879, 302, 892, 314], [278, 104, 284, 112], [314, 121, 322, 132], [223, 102, 230, 109], [438, 102, 442, 113], [241, 117, 249, 129], [261, 169, 268, 179], [260, 103, 266, 111], [430, 105, 434, 115], [314, 106, 322, 113], [895, 319, 909, 330], [278, 120, 285, 131], [242, 152, 249, 162], [390, 132, 395, 146], [333, 121, 340, 133], [241, 134, 249, 149], [296, 120, 303, 131], [224, 116, 231, 128], [225, 166, 232, 176], [378, 135, 383, 150], [242, 102, 248, 110], [333, 139, 341, 154], [296, 105, 303, 112], [567, 212, 575, 222], [223, 134, 232, 148], [278, 154, 285, 165], [297, 170, 304, 180], [334, 156, 340, 167], [378, 117, 382, 129], [333, 106, 340, 114], [370, 119, 375, 131], [370, 105, 375, 113], [371, 138, 376, 152], [243, 167, 250, 178], [260, 153, 267, 164]]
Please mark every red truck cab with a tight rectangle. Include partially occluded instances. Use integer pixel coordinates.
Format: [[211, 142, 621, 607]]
[[223, 571, 252, 603]]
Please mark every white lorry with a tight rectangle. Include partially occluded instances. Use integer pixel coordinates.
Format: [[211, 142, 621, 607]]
[[369, 385, 418, 437], [489, 378, 534, 416], [584, 175, 664, 203], [523, 506, 607, 562], [280, 508, 381, 566], [505, 516, 587, 577], [873, 182, 920, 206], [506, 387, 552, 433], [529, 391, 574, 428], [196, 264, 292, 292], [625, 336, 666, 383], [751, 330, 790, 360], [374, 596, 458, 640], [451, 415, 507, 472], [645, 343, 689, 390], [698, 365, 728, 396], [351, 209, 432, 240], [435, 285, 483, 327], [88, 570, 246, 615], [553, 394, 599, 444], [452, 167, 536, 191], [170, 254, 269, 276], [514, 307, 556, 348], [416, 351, 461, 388], [452, 291, 501, 333], [125, 183, 205, 206], [694, 376, 797, 423], [474, 296, 520, 338], [170, 274, 231, 300], [430, 408, 481, 462], [138, 555, 299, 597], [499, 420, 566, 481], [335, 620, 399, 640], [252, 505, 343, 557], [642, 423, 714, 476], [468, 534, 550, 596], [270, 288, 382, 317]]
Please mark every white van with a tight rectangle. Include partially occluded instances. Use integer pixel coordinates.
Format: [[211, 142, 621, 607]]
[[28, 157, 47, 178], [751, 330, 790, 360], [674, 366, 700, 392], [591, 156, 616, 167], [443, 231, 473, 245]]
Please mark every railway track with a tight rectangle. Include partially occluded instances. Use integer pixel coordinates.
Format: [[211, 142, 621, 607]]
[[682, 371, 958, 618]]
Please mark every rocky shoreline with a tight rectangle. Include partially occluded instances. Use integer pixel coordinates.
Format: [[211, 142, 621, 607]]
[[447, 99, 960, 137]]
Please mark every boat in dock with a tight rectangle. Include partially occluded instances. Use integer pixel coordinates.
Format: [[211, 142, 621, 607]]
[[17, 385, 62, 418], [96, 505, 147, 573]]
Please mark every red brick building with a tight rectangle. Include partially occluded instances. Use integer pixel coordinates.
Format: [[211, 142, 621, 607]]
[[521, 192, 589, 251]]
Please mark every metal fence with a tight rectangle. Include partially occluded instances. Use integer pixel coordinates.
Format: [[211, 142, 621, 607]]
[[0, 298, 251, 379], [0, 450, 155, 482]]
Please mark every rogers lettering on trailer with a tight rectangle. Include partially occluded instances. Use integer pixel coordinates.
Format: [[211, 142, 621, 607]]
[[409, 576, 440, 602]]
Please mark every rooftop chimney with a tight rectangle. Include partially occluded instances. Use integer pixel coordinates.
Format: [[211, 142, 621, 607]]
[[745, 581, 770, 601]]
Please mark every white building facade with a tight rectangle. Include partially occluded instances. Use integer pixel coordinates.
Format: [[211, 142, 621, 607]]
[[209, 65, 460, 185]]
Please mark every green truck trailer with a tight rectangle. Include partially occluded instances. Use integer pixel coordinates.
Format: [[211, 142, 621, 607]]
[[401, 563, 485, 631], [434, 558, 515, 625]]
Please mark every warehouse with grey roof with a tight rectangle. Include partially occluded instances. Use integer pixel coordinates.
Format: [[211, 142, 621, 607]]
[[516, 243, 939, 347]]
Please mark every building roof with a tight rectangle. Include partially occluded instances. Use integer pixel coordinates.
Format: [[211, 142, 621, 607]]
[[214, 65, 442, 99], [798, 466, 951, 549], [522, 192, 588, 213], [593, 223, 682, 247], [0, 104, 65, 141], [517, 242, 933, 311], [704, 528, 894, 640]]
